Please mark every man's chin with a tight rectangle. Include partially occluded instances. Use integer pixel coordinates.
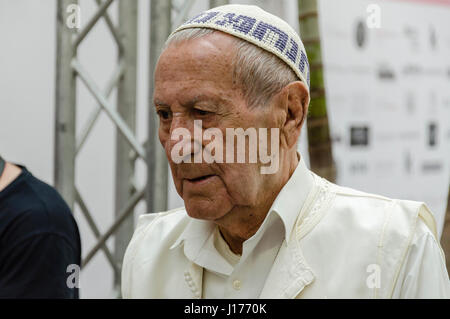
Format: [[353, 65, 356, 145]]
[[184, 197, 231, 221]]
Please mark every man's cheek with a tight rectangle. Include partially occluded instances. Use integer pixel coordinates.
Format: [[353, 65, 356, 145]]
[[222, 167, 259, 205]]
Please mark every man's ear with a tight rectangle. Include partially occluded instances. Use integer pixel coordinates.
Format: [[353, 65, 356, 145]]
[[279, 81, 309, 148]]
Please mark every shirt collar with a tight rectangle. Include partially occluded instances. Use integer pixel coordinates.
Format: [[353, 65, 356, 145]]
[[170, 217, 214, 251], [170, 218, 234, 275], [268, 153, 314, 242], [170, 153, 314, 256]]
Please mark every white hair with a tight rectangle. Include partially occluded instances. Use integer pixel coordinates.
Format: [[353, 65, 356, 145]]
[[163, 28, 299, 108]]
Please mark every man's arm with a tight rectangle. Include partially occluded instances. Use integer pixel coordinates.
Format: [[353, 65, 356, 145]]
[[392, 216, 450, 298]]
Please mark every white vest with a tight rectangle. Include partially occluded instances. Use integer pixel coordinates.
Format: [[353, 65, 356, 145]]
[[121, 173, 443, 298]]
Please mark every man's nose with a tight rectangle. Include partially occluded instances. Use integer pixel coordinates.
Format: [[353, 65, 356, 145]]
[[167, 114, 202, 159], [169, 113, 191, 134]]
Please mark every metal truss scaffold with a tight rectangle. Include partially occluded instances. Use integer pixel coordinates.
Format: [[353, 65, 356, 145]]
[[55, 0, 228, 297]]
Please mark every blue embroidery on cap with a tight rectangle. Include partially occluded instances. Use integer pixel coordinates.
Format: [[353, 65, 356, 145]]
[[285, 38, 299, 64], [177, 9, 310, 88], [185, 11, 219, 24], [299, 50, 307, 73], [252, 22, 288, 53], [306, 57, 310, 86], [215, 13, 256, 34], [196, 11, 219, 23], [185, 12, 204, 24]]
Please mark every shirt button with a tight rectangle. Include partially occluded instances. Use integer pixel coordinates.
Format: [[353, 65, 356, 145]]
[[232, 280, 241, 290]]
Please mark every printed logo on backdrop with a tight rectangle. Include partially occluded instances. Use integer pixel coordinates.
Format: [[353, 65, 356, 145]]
[[429, 25, 437, 51], [404, 26, 420, 50], [402, 64, 423, 77], [404, 151, 413, 175], [428, 122, 438, 147], [421, 161, 443, 174], [350, 126, 370, 147], [349, 161, 369, 176], [402, 64, 422, 77], [331, 133, 343, 145], [355, 20, 367, 49], [377, 64, 396, 81]]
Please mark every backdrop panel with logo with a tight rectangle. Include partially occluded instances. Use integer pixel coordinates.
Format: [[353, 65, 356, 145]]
[[318, 0, 450, 237]]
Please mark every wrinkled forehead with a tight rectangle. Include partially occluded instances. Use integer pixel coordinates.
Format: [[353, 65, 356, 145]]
[[155, 33, 238, 86], [154, 35, 243, 105]]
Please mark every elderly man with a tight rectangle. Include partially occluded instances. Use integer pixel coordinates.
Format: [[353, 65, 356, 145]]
[[122, 5, 450, 298]]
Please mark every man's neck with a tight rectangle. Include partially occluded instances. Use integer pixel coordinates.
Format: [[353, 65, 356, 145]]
[[218, 203, 272, 255], [0, 162, 23, 192]]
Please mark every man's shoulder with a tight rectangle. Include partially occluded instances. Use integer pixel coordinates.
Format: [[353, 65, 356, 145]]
[[135, 207, 188, 230], [1, 168, 78, 239], [22, 171, 78, 237], [301, 178, 441, 298], [328, 179, 430, 217], [315, 177, 438, 240], [330, 180, 393, 203], [122, 207, 189, 277], [131, 207, 189, 247]]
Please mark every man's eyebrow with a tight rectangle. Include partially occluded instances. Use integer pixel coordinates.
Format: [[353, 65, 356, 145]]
[[154, 95, 229, 109], [154, 99, 170, 107], [184, 94, 227, 108]]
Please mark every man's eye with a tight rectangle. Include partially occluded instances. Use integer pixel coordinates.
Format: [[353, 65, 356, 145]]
[[157, 110, 171, 120], [193, 109, 211, 117]]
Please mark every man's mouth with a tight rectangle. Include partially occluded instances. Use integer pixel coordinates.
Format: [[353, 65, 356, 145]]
[[185, 174, 216, 184]]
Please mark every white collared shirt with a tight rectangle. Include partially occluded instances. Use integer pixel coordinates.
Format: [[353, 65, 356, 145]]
[[172, 156, 314, 298], [122, 153, 450, 299]]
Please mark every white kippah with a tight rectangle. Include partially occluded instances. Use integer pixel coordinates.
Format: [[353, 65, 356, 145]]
[[170, 4, 310, 93]]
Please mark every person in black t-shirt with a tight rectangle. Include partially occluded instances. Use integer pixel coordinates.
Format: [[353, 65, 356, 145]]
[[0, 156, 81, 298]]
